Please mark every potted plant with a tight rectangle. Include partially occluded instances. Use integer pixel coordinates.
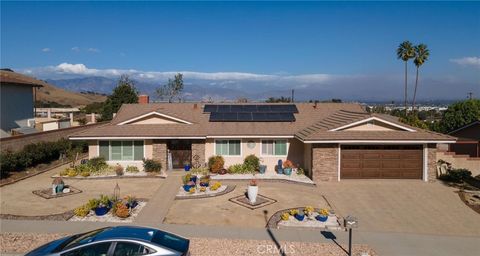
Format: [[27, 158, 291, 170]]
[[115, 203, 130, 219], [184, 161, 191, 172], [199, 175, 210, 187], [259, 165, 267, 174], [275, 160, 284, 174], [94, 196, 111, 216], [247, 178, 258, 204], [114, 164, 124, 176], [294, 211, 305, 221], [124, 195, 138, 209], [316, 208, 329, 222], [283, 160, 294, 175]]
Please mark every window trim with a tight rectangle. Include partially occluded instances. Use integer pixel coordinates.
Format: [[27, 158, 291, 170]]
[[97, 140, 146, 162], [214, 139, 242, 157], [260, 139, 289, 157]]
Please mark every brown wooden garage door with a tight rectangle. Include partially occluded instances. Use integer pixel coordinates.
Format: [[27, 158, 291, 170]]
[[341, 145, 423, 179]]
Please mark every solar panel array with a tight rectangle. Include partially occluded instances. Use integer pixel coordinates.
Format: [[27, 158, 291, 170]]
[[205, 104, 297, 122]]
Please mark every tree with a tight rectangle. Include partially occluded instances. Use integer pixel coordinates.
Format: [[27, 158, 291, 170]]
[[100, 75, 138, 121], [265, 96, 291, 103], [412, 44, 429, 113], [156, 73, 184, 103], [397, 41, 415, 117], [438, 99, 480, 133]]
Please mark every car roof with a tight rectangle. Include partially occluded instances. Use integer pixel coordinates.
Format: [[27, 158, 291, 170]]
[[92, 226, 157, 243]]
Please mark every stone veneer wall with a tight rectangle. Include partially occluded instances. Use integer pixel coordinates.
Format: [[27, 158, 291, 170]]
[[312, 144, 339, 182], [191, 140, 206, 167], [152, 139, 168, 171], [428, 144, 437, 182]]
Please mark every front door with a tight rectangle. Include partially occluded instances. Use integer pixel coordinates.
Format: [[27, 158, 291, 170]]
[[168, 140, 192, 169]]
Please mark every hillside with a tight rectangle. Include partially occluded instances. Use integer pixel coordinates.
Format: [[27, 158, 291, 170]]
[[36, 82, 106, 107]]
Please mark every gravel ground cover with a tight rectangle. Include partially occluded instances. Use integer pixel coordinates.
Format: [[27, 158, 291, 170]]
[[212, 173, 314, 185], [1, 233, 377, 256]]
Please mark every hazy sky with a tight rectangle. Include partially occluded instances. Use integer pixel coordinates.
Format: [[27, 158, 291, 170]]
[[1, 1, 479, 101]]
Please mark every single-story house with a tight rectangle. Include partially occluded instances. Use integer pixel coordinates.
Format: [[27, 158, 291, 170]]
[[70, 99, 456, 182], [447, 120, 480, 158]]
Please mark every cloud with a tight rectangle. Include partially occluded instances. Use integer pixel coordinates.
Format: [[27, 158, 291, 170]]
[[41, 48, 51, 52], [71, 46, 80, 52], [450, 56, 480, 68], [87, 48, 100, 53]]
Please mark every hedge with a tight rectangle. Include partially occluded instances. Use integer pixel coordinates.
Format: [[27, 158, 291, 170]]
[[0, 138, 87, 178]]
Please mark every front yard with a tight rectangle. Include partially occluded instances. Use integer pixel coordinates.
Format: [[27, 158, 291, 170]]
[[0, 163, 164, 217]]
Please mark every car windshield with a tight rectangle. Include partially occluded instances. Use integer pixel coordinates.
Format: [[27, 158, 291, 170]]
[[57, 227, 111, 251], [151, 230, 189, 253]]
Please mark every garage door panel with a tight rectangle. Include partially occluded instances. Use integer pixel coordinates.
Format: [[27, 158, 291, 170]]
[[341, 145, 422, 179]]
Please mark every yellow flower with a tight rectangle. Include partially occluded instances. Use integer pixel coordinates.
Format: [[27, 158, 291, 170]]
[[289, 209, 299, 216], [281, 212, 290, 221], [319, 208, 329, 216], [304, 206, 314, 214]]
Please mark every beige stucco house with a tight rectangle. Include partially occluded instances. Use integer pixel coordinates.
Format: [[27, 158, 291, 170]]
[[70, 99, 455, 183]]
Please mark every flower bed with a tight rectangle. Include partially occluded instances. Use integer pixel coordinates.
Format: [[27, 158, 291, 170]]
[[69, 195, 146, 223], [268, 207, 341, 230]]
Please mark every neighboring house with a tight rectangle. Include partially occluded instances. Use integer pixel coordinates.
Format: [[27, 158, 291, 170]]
[[448, 120, 480, 157], [34, 117, 72, 132], [70, 99, 455, 182], [0, 69, 45, 138]]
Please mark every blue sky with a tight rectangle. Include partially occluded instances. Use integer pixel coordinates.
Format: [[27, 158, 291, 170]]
[[1, 1, 479, 101]]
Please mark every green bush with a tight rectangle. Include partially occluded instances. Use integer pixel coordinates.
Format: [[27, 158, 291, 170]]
[[243, 154, 260, 172], [439, 168, 472, 183], [227, 164, 256, 174], [87, 157, 108, 172], [0, 138, 85, 178], [143, 159, 162, 172], [126, 166, 139, 173]]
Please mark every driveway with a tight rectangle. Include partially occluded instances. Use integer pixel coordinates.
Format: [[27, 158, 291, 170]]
[[319, 180, 480, 236]]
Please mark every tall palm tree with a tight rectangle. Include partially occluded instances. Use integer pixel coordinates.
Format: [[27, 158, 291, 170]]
[[396, 41, 415, 116], [412, 44, 429, 113]]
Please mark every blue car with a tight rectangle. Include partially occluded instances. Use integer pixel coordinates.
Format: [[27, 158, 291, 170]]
[[26, 226, 190, 256]]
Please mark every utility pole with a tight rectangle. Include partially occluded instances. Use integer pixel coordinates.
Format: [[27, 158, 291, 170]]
[[291, 89, 295, 103]]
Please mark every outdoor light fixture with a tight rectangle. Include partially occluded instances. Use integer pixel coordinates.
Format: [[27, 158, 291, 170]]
[[344, 215, 358, 256], [113, 183, 120, 201]]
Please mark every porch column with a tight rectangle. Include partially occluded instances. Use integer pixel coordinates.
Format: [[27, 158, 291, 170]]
[[427, 143, 437, 182], [191, 140, 206, 167], [312, 143, 339, 182], [152, 139, 168, 171]]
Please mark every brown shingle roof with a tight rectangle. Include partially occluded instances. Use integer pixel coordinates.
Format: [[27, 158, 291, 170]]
[[70, 102, 455, 142], [0, 70, 47, 87]]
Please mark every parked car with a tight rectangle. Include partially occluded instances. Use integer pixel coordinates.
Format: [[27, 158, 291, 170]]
[[25, 226, 190, 256]]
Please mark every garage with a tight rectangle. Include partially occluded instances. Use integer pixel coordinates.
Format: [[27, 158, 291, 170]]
[[340, 145, 423, 179]]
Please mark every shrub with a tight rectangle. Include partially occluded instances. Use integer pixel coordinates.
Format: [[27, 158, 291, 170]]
[[115, 203, 130, 218], [283, 160, 294, 169], [74, 205, 91, 217], [87, 157, 108, 172], [114, 164, 124, 176], [244, 154, 260, 172], [208, 155, 224, 173], [126, 166, 139, 173], [66, 168, 78, 177], [143, 159, 162, 172], [86, 199, 100, 210], [210, 181, 222, 191], [190, 167, 209, 176], [80, 171, 90, 177], [439, 168, 472, 183], [227, 164, 252, 174]]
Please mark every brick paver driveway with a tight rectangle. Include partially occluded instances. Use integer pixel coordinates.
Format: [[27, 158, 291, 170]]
[[319, 180, 480, 236]]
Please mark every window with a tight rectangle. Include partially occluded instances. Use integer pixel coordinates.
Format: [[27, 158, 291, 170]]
[[113, 242, 153, 256], [215, 140, 241, 156], [262, 140, 287, 156], [98, 141, 144, 161], [61, 242, 111, 256]]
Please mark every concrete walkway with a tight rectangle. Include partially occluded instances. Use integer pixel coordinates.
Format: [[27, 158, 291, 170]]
[[1, 219, 479, 256], [134, 171, 183, 224]]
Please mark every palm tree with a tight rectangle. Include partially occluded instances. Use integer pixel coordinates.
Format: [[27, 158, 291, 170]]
[[411, 44, 429, 113], [396, 41, 415, 116]]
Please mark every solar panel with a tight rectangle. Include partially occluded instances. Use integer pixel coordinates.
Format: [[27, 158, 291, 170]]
[[204, 104, 298, 113], [203, 105, 218, 112], [270, 105, 298, 113], [206, 104, 296, 122], [237, 112, 253, 121]]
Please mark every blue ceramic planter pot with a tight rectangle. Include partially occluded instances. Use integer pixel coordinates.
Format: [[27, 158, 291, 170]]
[[316, 215, 328, 222], [184, 165, 191, 171], [94, 206, 109, 216], [55, 184, 64, 193], [200, 182, 209, 187], [276, 168, 284, 174], [259, 165, 267, 174], [126, 201, 138, 209], [283, 168, 292, 175], [183, 185, 192, 192], [294, 214, 305, 221], [190, 176, 197, 184]]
